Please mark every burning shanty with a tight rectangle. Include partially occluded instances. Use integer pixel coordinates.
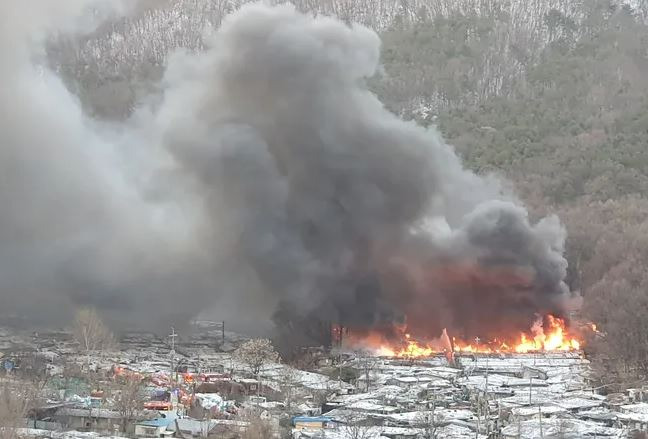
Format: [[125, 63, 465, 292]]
[[336, 313, 590, 360]]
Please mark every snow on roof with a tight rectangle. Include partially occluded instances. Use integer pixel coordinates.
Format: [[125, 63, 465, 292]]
[[377, 364, 460, 380], [388, 376, 434, 383], [567, 391, 607, 401], [322, 407, 357, 421], [620, 402, 648, 414], [295, 423, 487, 439], [168, 418, 248, 434], [346, 400, 399, 413], [261, 365, 352, 391], [257, 401, 285, 410], [292, 416, 332, 423], [55, 407, 122, 419], [458, 354, 588, 376], [17, 430, 131, 439], [617, 411, 648, 424], [555, 397, 604, 411], [457, 374, 547, 390], [501, 418, 623, 438], [499, 390, 574, 407], [382, 408, 475, 425], [577, 408, 618, 422], [381, 410, 434, 424], [379, 426, 424, 436], [436, 408, 476, 422], [427, 366, 463, 377], [330, 385, 403, 405], [424, 378, 455, 388], [136, 418, 174, 427], [194, 393, 230, 410], [511, 405, 567, 417], [435, 423, 487, 438]]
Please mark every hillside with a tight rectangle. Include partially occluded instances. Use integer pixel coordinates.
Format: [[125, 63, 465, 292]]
[[49, 0, 648, 387]]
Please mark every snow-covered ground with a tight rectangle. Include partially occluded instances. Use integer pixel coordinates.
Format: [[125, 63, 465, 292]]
[[3, 326, 647, 438]]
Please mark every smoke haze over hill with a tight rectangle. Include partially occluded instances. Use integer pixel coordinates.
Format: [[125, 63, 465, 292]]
[[0, 1, 573, 342]]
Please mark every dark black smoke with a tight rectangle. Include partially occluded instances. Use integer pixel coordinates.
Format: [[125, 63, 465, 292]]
[[154, 3, 571, 347], [0, 1, 571, 341]]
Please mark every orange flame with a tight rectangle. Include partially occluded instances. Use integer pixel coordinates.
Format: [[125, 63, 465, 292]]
[[344, 315, 585, 358]]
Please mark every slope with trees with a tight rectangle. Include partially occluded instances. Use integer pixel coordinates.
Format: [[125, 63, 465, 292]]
[[48, 0, 648, 389]]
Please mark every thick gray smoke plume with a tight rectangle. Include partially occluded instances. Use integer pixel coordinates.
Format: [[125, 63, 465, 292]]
[[0, 0, 219, 329], [153, 3, 570, 345], [0, 1, 571, 341]]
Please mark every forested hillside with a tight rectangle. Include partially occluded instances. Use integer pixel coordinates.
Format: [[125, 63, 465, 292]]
[[51, 0, 648, 387]]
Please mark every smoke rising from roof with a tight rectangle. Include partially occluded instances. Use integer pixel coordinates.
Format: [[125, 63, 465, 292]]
[[0, 2, 572, 340]]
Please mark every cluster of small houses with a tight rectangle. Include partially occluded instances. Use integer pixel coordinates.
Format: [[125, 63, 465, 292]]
[[285, 353, 648, 439], [3, 326, 648, 438]]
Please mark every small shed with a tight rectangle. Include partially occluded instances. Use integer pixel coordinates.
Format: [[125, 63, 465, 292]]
[[135, 418, 173, 437], [292, 416, 333, 430], [54, 407, 122, 432]]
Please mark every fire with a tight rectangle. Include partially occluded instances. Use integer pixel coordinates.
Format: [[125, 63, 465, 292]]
[[510, 315, 581, 353], [344, 315, 586, 358]]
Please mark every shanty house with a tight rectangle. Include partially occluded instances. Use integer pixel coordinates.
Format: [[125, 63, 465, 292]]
[[292, 416, 334, 430], [135, 417, 174, 437], [54, 407, 122, 433]]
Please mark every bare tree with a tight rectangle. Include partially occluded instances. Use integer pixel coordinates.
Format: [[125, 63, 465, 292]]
[[237, 408, 276, 439], [18, 353, 50, 395], [111, 375, 145, 433], [232, 339, 280, 376], [279, 366, 301, 413], [312, 384, 336, 409], [60, 357, 91, 396], [0, 379, 39, 439], [555, 418, 574, 438], [340, 413, 373, 439], [584, 258, 648, 389], [355, 350, 378, 392], [73, 307, 116, 369], [414, 404, 438, 439]]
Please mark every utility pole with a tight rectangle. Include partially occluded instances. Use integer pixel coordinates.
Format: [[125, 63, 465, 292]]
[[529, 374, 533, 405], [476, 336, 491, 436], [475, 394, 480, 439], [485, 350, 490, 435], [169, 327, 178, 385], [475, 336, 483, 439], [169, 326, 178, 352], [474, 337, 488, 394], [364, 354, 370, 393], [338, 354, 342, 391]]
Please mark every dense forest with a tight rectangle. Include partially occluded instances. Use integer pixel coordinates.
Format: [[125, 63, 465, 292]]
[[51, 0, 648, 389]]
